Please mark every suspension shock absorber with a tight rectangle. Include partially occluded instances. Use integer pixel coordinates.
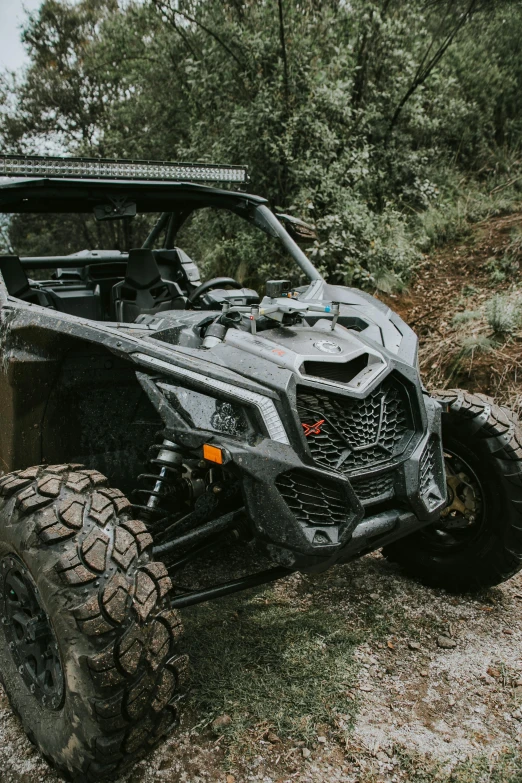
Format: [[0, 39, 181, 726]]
[[133, 438, 185, 523]]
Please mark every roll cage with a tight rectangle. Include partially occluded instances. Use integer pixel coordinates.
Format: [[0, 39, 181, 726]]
[[0, 176, 321, 283]]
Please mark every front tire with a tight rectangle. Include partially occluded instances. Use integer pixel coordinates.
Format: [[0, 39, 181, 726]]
[[383, 390, 522, 591], [0, 464, 187, 781]]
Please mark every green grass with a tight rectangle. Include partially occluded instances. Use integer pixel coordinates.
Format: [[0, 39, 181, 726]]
[[180, 582, 361, 760], [459, 334, 494, 356], [176, 557, 422, 765], [171, 555, 522, 779], [487, 227, 522, 283], [452, 309, 482, 326], [461, 284, 480, 298]]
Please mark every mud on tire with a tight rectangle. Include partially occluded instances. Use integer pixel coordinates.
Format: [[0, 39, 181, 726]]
[[383, 389, 522, 591], [0, 464, 187, 782]]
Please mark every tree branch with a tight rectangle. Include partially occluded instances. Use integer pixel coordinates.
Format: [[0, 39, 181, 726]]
[[153, 0, 245, 69], [385, 0, 479, 142]]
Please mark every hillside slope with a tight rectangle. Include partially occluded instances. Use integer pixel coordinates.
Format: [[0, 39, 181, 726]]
[[379, 211, 522, 413]]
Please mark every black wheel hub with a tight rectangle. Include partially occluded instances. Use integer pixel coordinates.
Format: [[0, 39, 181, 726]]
[[0, 555, 64, 710]]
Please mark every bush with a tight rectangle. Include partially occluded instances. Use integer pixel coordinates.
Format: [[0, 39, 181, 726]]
[[486, 294, 522, 336], [452, 310, 482, 326], [460, 334, 494, 356]]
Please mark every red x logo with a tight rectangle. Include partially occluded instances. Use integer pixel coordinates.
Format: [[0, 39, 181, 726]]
[[302, 419, 325, 437]]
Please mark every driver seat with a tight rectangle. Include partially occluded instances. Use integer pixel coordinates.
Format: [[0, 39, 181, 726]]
[[112, 248, 186, 322], [0, 255, 54, 307]]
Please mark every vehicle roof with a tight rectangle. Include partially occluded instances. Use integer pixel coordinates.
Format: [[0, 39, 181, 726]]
[[0, 177, 267, 213]]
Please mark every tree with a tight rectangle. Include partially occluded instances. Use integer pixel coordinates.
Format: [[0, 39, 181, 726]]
[[1, 0, 521, 287]]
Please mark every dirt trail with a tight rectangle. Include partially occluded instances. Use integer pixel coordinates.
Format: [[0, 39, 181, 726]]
[[2, 554, 522, 783], [382, 213, 522, 326]]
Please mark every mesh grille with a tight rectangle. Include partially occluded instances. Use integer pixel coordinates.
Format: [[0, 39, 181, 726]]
[[276, 470, 347, 527], [420, 439, 436, 496], [419, 437, 447, 510], [351, 472, 395, 504], [297, 377, 413, 473]]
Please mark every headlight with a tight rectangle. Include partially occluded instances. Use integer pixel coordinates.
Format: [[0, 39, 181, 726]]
[[158, 382, 258, 441], [133, 352, 290, 445]]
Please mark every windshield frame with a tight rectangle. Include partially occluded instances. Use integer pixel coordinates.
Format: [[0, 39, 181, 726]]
[[0, 178, 323, 283]]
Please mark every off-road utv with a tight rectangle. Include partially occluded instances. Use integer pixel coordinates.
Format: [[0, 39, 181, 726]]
[[0, 155, 521, 781]]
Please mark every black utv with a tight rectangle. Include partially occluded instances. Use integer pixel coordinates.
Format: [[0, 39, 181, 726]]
[[0, 155, 521, 782]]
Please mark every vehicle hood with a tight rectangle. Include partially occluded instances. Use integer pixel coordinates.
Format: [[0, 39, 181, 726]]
[[221, 319, 387, 394]]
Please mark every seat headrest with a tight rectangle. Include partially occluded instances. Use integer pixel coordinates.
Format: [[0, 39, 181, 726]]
[[0, 255, 30, 298], [125, 248, 161, 289]]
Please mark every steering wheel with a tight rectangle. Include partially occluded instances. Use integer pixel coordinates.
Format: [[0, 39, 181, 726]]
[[187, 276, 243, 305]]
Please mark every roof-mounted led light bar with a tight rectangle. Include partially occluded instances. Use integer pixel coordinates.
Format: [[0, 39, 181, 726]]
[[0, 155, 248, 184]]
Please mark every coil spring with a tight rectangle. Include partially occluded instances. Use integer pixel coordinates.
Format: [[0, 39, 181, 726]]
[[133, 438, 185, 524]]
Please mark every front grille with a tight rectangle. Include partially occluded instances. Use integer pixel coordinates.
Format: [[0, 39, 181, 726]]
[[297, 377, 414, 473], [351, 472, 395, 504], [420, 439, 436, 497], [276, 470, 348, 527], [419, 436, 444, 509]]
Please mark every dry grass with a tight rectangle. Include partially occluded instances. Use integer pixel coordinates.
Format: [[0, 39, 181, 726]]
[[418, 292, 522, 416]]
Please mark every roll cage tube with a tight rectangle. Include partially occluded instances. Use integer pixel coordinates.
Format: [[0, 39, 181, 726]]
[[142, 212, 170, 249], [3, 195, 323, 284], [249, 204, 323, 282], [151, 202, 323, 283], [140, 203, 323, 283], [0, 270, 7, 306]]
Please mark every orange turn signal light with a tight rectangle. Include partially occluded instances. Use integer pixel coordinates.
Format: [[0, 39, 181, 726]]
[[203, 444, 224, 465]]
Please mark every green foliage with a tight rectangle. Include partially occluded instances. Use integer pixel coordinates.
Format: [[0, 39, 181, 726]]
[[461, 283, 480, 298], [486, 293, 522, 336], [486, 254, 518, 283], [7, 212, 159, 258], [1, 0, 522, 285], [488, 227, 522, 281], [459, 334, 493, 356], [506, 227, 522, 262], [452, 309, 482, 326]]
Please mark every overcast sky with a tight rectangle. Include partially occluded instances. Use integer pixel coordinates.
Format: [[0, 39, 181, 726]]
[[0, 0, 44, 71]]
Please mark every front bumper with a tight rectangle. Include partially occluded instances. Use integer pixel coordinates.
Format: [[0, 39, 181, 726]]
[[225, 392, 445, 567], [141, 365, 446, 568]]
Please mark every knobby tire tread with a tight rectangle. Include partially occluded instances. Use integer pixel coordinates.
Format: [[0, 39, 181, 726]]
[[383, 389, 522, 590], [0, 464, 187, 781]]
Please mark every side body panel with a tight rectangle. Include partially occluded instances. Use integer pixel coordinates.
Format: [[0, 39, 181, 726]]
[[0, 303, 160, 490]]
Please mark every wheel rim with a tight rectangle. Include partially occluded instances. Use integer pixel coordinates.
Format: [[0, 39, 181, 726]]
[[0, 555, 65, 710], [421, 449, 485, 551]]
